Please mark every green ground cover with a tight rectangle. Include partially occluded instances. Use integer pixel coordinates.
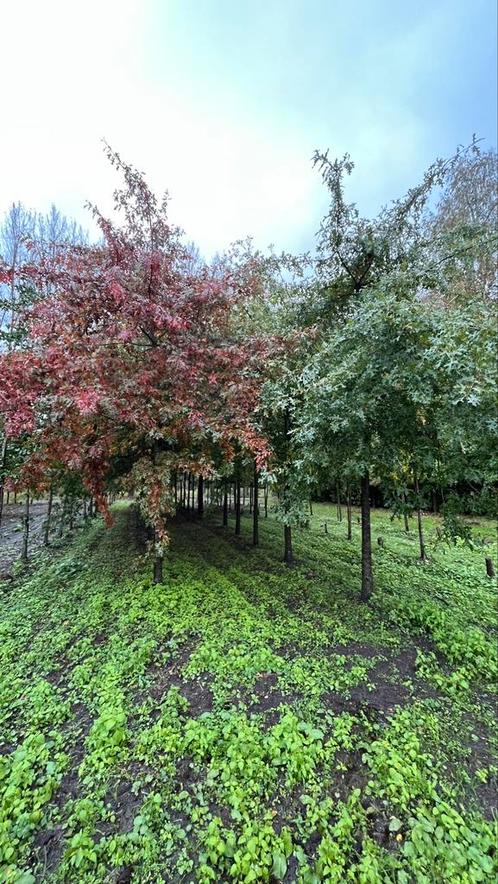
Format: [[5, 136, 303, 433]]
[[0, 502, 496, 882]]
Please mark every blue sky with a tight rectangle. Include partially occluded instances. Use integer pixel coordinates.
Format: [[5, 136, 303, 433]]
[[1, 0, 496, 256]]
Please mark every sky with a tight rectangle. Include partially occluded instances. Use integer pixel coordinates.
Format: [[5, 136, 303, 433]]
[[1, 0, 496, 257]]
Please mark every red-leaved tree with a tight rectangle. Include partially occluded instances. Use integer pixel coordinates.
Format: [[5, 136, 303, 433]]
[[0, 147, 280, 579]]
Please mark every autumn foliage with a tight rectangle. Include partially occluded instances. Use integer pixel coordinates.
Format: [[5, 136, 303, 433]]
[[0, 148, 278, 547]]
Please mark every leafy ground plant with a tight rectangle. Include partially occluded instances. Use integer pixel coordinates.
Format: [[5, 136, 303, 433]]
[[0, 501, 496, 882]]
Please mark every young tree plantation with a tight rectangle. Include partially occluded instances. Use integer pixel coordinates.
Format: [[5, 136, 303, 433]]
[[0, 143, 496, 883]]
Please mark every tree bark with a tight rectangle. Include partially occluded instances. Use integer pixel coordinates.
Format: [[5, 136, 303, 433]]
[[153, 555, 163, 583], [21, 493, 30, 562], [222, 480, 228, 527], [235, 476, 241, 535], [253, 465, 259, 546], [283, 525, 293, 565], [485, 557, 495, 578], [336, 480, 342, 521], [360, 472, 373, 601], [264, 485, 268, 518], [0, 436, 7, 527], [415, 476, 427, 562], [43, 485, 53, 546], [346, 486, 352, 540], [403, 491, 410, 533], [59, 496, 67, 536], [197, 475, 204, 518], [309, 499, 314, 516]]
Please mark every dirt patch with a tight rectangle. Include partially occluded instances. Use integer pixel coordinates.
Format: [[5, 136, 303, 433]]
[[144, 640, 213, 716], [31, 824, 65, 877], [322, 641, 441, 717], [0, 500, 49, 578], [460, 713, 498, 820]]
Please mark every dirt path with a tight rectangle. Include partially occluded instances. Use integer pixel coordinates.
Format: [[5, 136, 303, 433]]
[[0, 500, 49, 579]]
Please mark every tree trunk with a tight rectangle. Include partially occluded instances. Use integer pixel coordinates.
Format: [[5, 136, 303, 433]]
[[222, 480, 228, 527], [197, 475, 204, 518], [485, 557, 495, 578], [309, 499, 313, 516], [153, 555, 163, 584], [403, 492, 410, 533], [21, 493, 30, 562], [253, 465, 259, 546], [336, 480, 342, 521], [235, 476, 241, 535], [283, 525, 293, 565], [249, 485, 253, 515], [43, 485, 53, 546], [415, 476, 427, 562], [360, 473, 373, 601], [264, 485, 268, 518], [346, 487, 352, 541], [0, 435, 7, 527], [59, 496, 67, 536]]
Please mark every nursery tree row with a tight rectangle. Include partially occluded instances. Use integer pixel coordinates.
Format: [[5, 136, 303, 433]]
[[0, 141, 495, 598]]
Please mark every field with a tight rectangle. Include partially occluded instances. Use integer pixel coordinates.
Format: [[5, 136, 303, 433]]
[[0, 502, 496, 883]]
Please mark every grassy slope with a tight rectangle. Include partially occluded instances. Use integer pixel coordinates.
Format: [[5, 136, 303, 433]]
[[0, 502, 496, 883]]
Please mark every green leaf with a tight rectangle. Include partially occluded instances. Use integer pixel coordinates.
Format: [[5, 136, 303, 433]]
[[272, 850, 288, 880]]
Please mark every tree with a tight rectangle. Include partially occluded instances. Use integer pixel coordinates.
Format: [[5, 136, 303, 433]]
[[0, 147, 276, 580], [428, 145, 497, 303]]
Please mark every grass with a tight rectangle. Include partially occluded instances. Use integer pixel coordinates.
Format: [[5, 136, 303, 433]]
[[0, 501, 496, 882]]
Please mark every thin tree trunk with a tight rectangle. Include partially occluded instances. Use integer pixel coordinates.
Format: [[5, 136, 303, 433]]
[[44, 485, 53, 546], [360, 472, 373, 601], [346, 486, 352, 540], [253, 465, 259, 546], [0, 436, 7, 527], [59, 496, 67, 536], [264, 485, 268, 518], [249, 485, 253, 515], [197, 475, 204, 518], [403, 491, 410, 533], [336, 480, 342, 521], [21, 493, 30, 562], [235, 476, 241, 535], [415, 476, 427, 562], [153, 554, 163, 583], [283, 525, 293, 565], [309, 499, 313, 516], [222, 480, 228, 527]]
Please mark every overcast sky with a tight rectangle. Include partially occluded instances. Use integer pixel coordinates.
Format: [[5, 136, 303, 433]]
[[1, 0, 496, 257]]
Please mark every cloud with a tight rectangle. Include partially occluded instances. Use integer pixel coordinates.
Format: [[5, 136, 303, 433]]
[[0, 0, 495, 258]]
